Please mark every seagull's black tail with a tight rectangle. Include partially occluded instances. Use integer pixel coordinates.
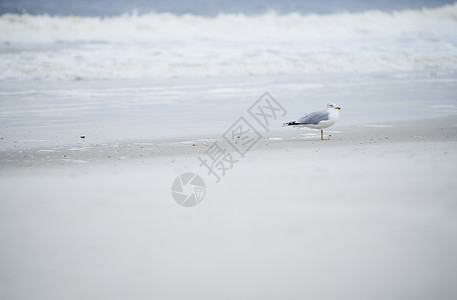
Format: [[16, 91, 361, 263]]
[[283, 121, 298, 127]]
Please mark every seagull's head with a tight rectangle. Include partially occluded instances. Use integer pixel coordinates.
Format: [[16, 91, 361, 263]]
[[327, 102, 341, 110]]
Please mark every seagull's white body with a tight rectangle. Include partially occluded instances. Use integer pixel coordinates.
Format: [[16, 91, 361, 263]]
[[283, 102, 341, 140], [300, 108, 340, 129]]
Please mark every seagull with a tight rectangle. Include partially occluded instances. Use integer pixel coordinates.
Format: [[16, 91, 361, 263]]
[[283, 102, 341, 140]]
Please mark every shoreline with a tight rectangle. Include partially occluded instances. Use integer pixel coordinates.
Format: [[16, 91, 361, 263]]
[[1, 115, 456, 169], [1, 71, 456, 153]]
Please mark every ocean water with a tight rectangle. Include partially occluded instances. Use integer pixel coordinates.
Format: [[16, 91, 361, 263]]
[[1, 0, 454, 16], [0, 0, 457, 150]]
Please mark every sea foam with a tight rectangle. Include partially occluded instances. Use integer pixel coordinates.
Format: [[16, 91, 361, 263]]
[[1, 4, 457, 43], [0, 4, 456, 79]]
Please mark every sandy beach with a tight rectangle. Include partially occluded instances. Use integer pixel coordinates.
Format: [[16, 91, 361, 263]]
[[1, 116, 456, 300]]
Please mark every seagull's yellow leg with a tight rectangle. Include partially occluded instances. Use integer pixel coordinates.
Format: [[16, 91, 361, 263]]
[[321, 129, 328, 140]]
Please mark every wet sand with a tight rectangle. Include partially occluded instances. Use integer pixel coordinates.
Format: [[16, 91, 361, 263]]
[[1, 116, 456, 168]]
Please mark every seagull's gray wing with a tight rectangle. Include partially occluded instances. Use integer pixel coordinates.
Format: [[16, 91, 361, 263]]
[[297, 110, 329, 125]]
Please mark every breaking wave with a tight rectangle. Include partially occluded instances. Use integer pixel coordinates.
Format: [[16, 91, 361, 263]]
[[0, 3, 456, 79], [1, 4, 457, 43]]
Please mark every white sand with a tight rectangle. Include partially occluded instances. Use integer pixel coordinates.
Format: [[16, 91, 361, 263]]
[[1, 117, 457, 300]]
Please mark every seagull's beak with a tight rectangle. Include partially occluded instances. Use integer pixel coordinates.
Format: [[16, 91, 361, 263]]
[[336, 106, 341, 110]]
